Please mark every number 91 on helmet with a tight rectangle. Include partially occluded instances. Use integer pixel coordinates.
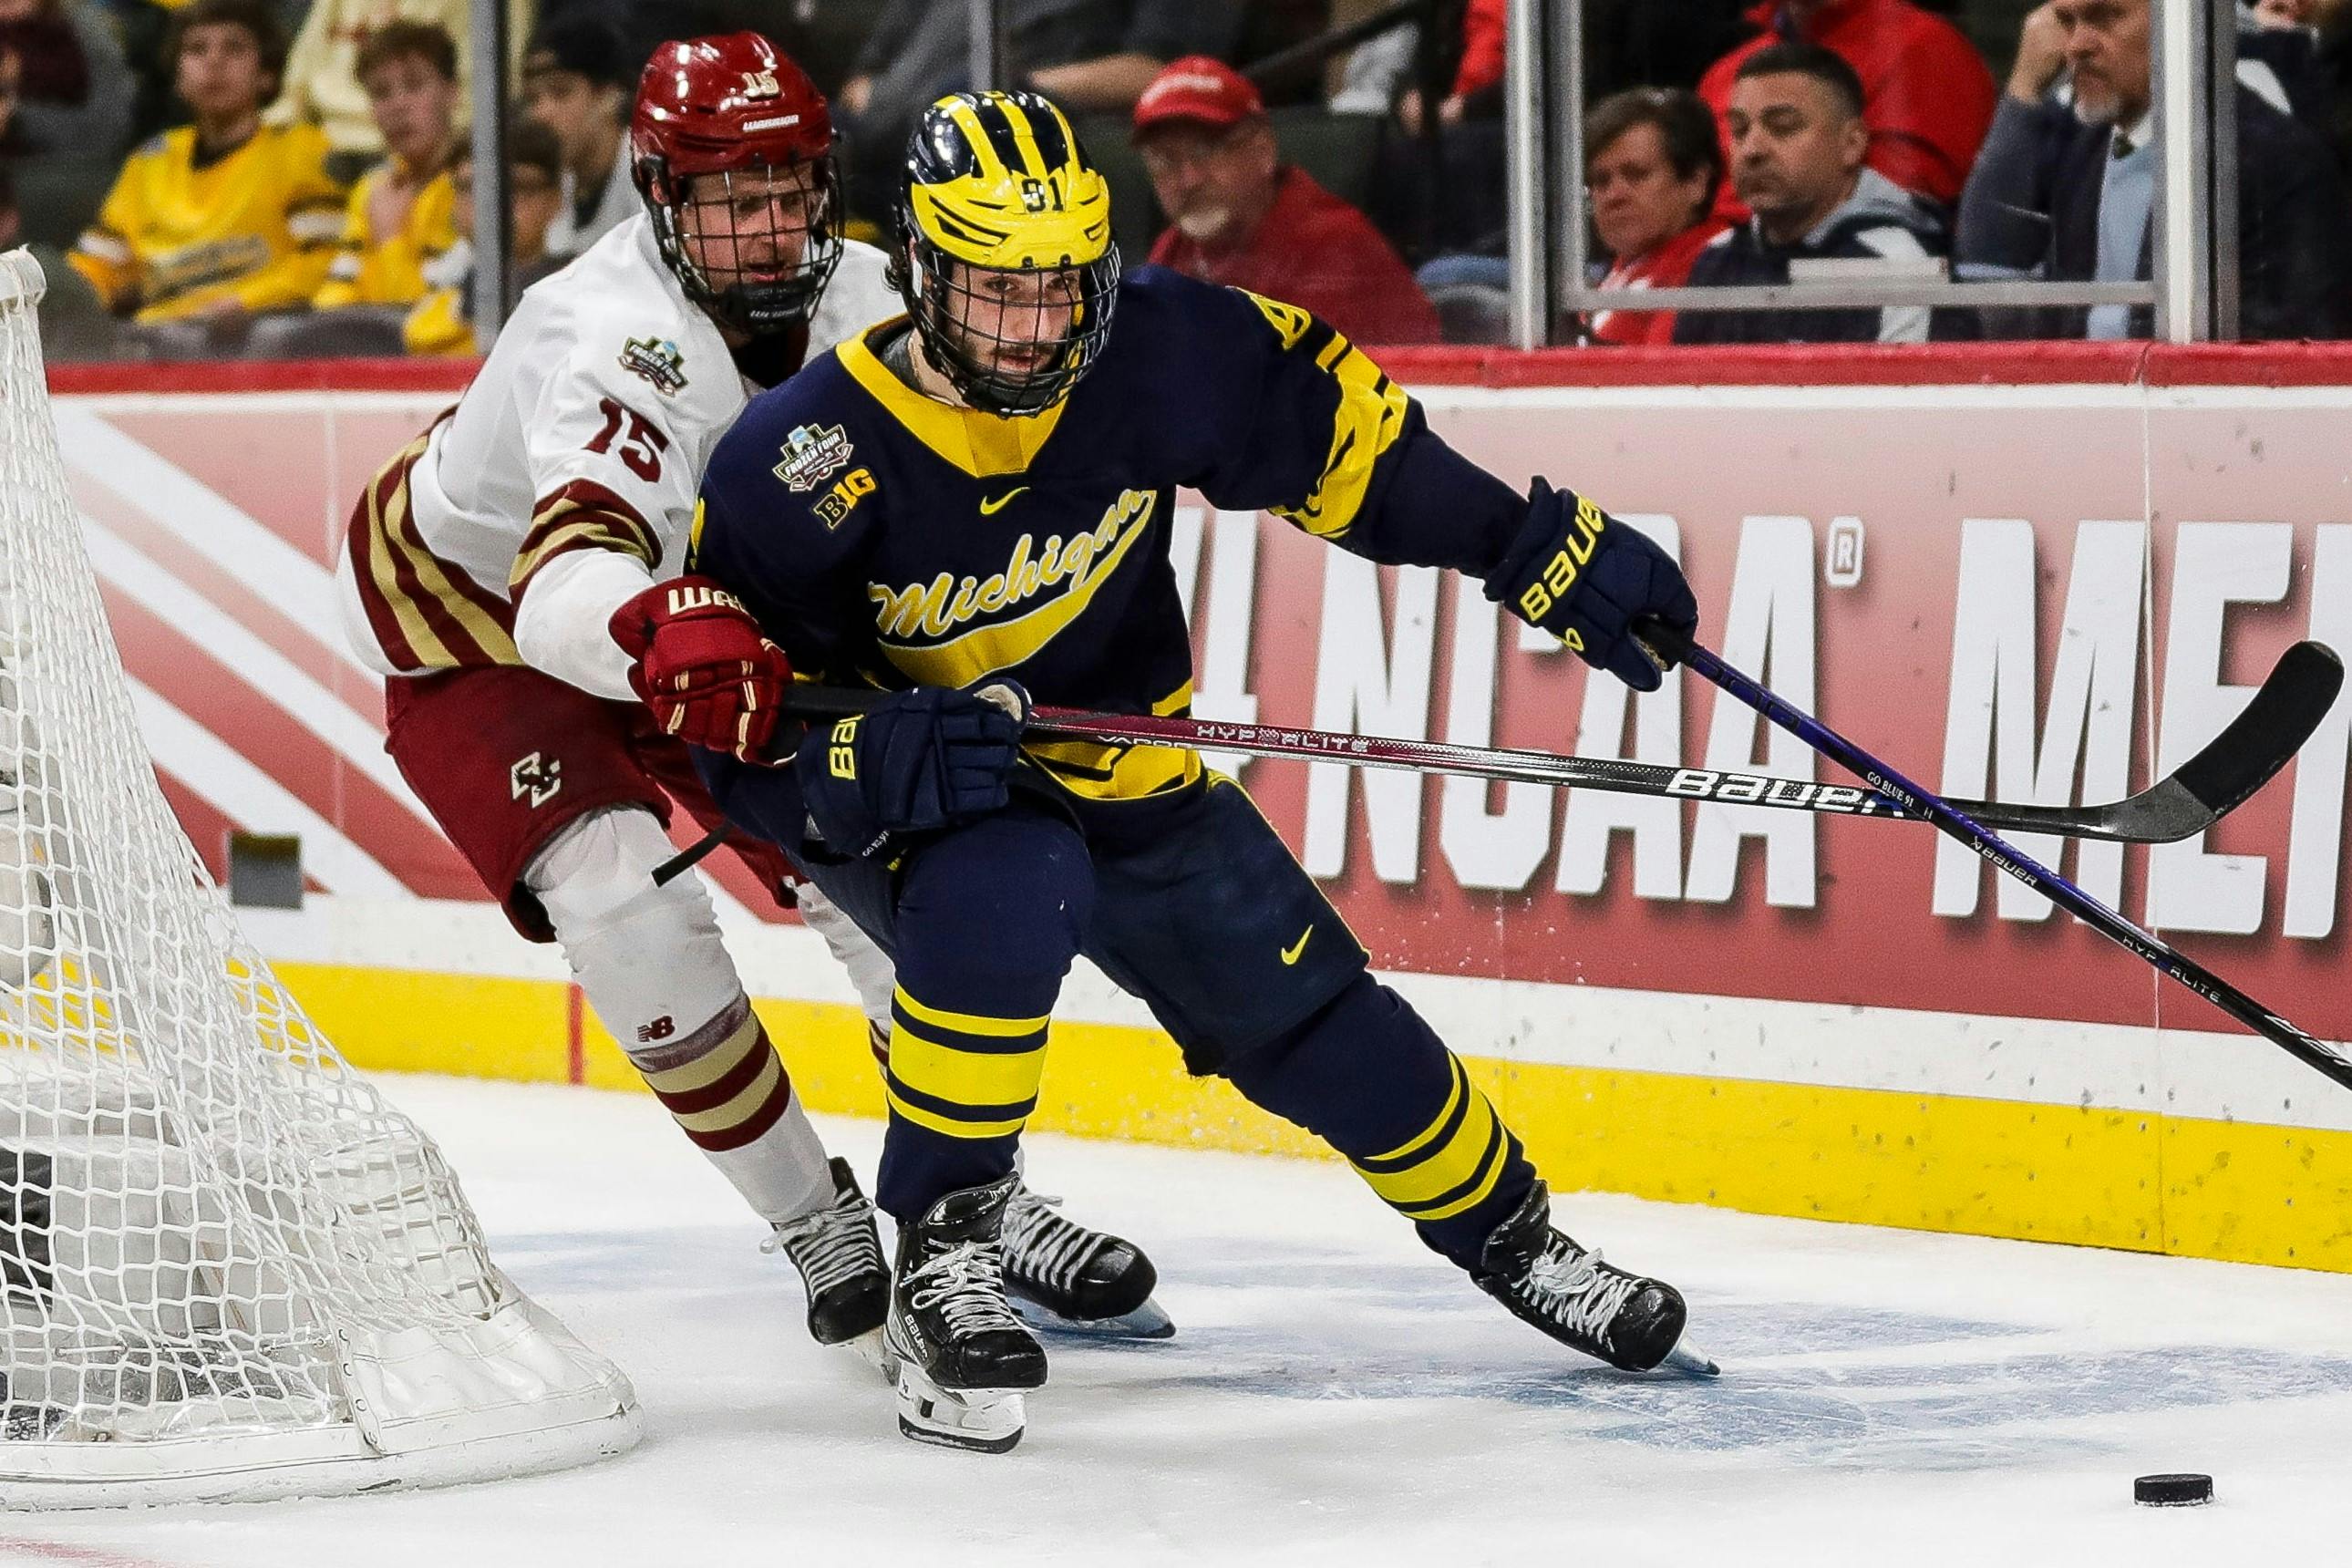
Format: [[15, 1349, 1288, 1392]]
[[889, 90, 1121, 418], [631, 33, 843, 335]]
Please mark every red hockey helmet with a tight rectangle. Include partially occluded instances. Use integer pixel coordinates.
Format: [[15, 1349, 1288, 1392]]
[[631, 34, 841, 333]]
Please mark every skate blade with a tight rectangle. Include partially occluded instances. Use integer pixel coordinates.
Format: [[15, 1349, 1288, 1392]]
[[839, 1325, 896, 1382], [895, 1365, 1027, 1454], [1012, 1294, 1176, 1342], [1658, 1342, 1720, 1378]]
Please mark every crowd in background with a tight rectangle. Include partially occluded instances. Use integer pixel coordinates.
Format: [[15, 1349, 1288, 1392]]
[[14, 0, 2352, 360]]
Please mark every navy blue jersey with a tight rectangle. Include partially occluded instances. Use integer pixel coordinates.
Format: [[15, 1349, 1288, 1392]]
[[691, 265, 1527, 804]]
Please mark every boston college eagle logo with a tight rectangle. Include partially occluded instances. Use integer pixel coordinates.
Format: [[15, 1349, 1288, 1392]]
[[510, 752, 562, 809]]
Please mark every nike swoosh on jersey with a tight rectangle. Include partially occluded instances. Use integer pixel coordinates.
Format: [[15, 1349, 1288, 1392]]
[[1281, 926, 1313, 965], [979, 487, 1029, 515]]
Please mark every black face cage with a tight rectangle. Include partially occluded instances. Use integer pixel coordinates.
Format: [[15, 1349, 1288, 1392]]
[[645, 155, 845, 335], [898, 218, 1123, 418]]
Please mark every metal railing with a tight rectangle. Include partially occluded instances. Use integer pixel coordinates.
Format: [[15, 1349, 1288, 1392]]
[[459, 0, 2244, 352], [1508, 0, 2230, 350]]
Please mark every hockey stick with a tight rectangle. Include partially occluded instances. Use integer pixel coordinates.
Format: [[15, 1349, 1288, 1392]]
[[1643, 621, 2352, 1097], [650, 639, 2336, 886]]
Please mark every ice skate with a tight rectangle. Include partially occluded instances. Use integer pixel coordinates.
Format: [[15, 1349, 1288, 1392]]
[[765, 1157, 892, 1370], [1001, 1179, 1174, 1340], [1473, 1181, 1697, 1374], [885, 1174, 1047, 1452]]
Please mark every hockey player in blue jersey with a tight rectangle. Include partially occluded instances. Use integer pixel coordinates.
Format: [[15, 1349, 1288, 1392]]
[[670, 89, 1704, 1451]]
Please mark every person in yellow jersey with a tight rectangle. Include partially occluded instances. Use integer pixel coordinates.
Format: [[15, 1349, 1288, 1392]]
[[400, 117, 564, 357], [266, 0, 531, 175], [243, 18, 464, 357], [313, 20, 460, 313], [68, 0, 343, 356]]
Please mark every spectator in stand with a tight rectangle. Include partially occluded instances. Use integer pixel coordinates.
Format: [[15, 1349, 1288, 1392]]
[[1956, 0, 2351, 341], [1697, 0, 1996, 213], [523, 12, 637, 259], [833, 0, 1241, 226], [1135, 55, 1439, 345], [404, 116, 564, 356], [2236, 0, 2338, 140], [313, 21, 459, 313], [1398, 0, 1500, 135], [0, 0, 132, 160], [1582, 88, 1729, 346], [68, 0, 342, 356], [1676, 42, 1948, 346], [268, 0, 530, 178]]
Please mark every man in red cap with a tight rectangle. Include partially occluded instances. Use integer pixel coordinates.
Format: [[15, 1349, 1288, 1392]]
[[1136, 55, 1441, 345]]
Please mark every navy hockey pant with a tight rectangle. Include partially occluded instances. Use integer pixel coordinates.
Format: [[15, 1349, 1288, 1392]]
[[801, 777, 1535, 1271]]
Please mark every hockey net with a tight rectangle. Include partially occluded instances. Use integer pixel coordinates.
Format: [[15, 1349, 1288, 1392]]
[[0, 252, 639, 1505]]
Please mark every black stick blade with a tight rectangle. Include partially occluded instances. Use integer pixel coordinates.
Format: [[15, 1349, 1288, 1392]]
[[2171, 639, 2343, 817]]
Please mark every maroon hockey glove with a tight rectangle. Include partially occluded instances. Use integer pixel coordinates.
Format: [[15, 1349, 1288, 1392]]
[[610, 575, 790, 763]]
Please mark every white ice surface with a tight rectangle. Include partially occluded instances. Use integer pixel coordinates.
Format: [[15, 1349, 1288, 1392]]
[[6, 1074, 2352, 1567]]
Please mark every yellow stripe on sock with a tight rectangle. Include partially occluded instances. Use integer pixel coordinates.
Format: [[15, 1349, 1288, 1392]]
[[1403, 1126, 1511, 1221], [885, 1082, 1031, 1140], [1361, 1056, 1469, 1169], [1356, 1077, 1503, 1211], [889, 1022, 1047, 1111], [892, 985, 1050, 1039]]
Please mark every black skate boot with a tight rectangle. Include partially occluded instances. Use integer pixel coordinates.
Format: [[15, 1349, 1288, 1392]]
[[1472, 1181, 1689, 1373], [765, 1158, 891, 1367], [1001, 1179, 1174, 1340], [885, 1173, 1047, 1453]]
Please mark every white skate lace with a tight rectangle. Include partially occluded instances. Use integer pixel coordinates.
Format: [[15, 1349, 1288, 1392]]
[[906, 1239, 1026, 1336], [1522, 1243, 1641, 1344], [998, 1183, 1105, 1297], [764, 1186, 884, 1300]]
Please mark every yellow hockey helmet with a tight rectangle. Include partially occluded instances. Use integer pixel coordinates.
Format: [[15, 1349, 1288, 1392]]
[[891, 90, 1122, 417]]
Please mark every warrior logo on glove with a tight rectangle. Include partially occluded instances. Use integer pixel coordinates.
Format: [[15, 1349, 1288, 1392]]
[[609, 573, 791, 763]]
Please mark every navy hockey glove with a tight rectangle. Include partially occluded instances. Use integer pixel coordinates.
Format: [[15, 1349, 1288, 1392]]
[[1483, 478, 1697, 693], [791, 682, 1027, 857]]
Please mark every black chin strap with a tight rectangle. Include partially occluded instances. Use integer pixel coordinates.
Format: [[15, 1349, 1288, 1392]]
[[727, 320, 811, 389]]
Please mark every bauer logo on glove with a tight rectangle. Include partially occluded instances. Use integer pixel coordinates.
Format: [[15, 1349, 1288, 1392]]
[[791, 681, 1029, 858], [1483, 479, 1698, 693]]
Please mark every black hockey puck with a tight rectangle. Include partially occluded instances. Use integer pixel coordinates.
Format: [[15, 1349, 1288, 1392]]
[[2134, 1473, 2213, 1507]]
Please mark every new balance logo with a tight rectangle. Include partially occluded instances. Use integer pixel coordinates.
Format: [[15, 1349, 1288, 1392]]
[[636, 1016, 675, 1043], [667, 584, 746, 616], [510, 752, 562, 809]]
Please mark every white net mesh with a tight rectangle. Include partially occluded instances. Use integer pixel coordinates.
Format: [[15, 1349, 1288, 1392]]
[[0, 253, 638, 1505]]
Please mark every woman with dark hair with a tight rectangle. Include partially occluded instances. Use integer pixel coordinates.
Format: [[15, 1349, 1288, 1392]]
[[1581, 87, 1728, 345]]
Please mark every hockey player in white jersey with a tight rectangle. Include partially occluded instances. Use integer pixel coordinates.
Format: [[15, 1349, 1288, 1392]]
[[334, 34, 1166, 1359]]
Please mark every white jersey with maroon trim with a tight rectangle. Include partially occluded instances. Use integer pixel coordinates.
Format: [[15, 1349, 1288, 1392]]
[[335, 212, 900, 700]]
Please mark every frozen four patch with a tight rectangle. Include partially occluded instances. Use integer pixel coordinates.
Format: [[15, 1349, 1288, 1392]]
[[618, 335, 688, 396], [773, 423, 856, 491]]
